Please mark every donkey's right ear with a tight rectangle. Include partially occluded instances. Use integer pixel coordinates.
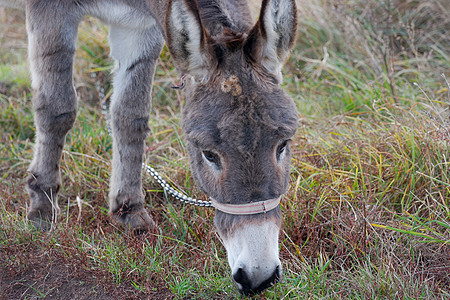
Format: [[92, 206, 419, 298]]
[[244, 0, 297, 83], [166, 0, 213, 81]]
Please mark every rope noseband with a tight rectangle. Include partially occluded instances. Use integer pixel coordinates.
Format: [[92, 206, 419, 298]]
[[210, 197, 281, 215]]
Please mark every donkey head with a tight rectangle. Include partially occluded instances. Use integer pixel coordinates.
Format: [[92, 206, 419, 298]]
[[166, 0, 298, 295]]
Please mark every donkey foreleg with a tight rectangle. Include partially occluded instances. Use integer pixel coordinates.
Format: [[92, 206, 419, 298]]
[[108, 24, 164, 233], [25, 2, 81, 230]]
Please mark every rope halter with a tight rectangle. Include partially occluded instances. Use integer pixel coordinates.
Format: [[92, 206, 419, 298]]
[[145, 164, 280, 215], [104, 100, 281, 216]]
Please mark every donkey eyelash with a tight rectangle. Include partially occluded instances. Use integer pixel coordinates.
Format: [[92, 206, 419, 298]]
[[276, 139, 291, 158], [202, 150, 220, 164]]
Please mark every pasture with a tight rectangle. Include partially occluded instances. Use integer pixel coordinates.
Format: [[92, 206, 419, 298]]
[[1, 0, 449, 298]]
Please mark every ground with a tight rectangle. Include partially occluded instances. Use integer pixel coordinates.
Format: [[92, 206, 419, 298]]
[[1, 247, 169, 300]]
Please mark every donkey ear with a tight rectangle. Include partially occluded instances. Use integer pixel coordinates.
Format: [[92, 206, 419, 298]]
[[244, 0, 297, 82], [166, 0, 213, 80]]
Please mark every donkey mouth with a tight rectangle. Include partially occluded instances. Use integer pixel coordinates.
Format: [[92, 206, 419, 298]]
[[234, 265, 281, 296]]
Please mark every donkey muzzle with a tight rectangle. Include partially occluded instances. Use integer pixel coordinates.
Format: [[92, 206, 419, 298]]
[[220, 220, 282, 295]]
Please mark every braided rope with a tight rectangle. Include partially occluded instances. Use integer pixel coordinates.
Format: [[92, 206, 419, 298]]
[[142, 164, 213, 207], [102, 102, 213, 208]]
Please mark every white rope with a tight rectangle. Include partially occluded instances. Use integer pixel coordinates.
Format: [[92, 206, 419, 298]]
[[142, 164, 213, 207]]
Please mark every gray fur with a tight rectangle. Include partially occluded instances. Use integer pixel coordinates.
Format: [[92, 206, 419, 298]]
[[7, 0, 297, 294]]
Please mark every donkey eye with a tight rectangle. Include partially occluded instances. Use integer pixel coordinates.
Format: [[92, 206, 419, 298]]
[[277, 140, 290, 158], [202, 151, 219, 164]]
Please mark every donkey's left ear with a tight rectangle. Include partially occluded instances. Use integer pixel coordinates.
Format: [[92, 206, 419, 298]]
[[166, 0, 213, 81], [244, 0, 297, 82]]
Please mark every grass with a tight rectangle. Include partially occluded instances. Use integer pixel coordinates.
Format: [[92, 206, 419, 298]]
[[1, 0, 449, 299]]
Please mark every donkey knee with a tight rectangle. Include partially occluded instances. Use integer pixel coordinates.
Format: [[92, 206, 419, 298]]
[[112, 115, 150, 143], [50, 110, 77, 135], [127, 117, 150, 137], [35, 108, 77, 136]]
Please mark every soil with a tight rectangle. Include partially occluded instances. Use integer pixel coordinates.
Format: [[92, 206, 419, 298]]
[[0, 247, 174, 300]]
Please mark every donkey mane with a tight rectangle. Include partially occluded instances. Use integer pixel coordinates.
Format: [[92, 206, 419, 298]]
[[196, 0, 252, 35], [212, 28, 247, 51], [197, 0, 233, 31], [194, 0, 253, 71]]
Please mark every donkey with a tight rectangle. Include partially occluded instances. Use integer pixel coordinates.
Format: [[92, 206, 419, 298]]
[[3, 0, 298, 295]]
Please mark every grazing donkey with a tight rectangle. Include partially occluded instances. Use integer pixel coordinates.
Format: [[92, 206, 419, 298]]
[[2, 0, 298, 295]]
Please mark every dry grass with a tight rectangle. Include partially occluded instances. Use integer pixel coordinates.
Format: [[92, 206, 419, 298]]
[[1, 0, 449, 298]]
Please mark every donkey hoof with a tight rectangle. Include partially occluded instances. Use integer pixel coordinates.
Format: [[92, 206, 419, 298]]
[[27, 210, 55, 231], [112, 204, 157, 235]]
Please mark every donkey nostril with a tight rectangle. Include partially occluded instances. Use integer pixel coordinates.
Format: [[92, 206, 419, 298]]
[[245, 265, 281, 295], [233, 268, 251, 287]]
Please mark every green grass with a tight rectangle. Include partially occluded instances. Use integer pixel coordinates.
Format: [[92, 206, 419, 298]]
[[1, 1, 449, 299]]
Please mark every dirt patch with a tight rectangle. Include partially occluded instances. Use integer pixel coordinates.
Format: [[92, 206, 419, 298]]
[[0, 247, 173, 300]]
